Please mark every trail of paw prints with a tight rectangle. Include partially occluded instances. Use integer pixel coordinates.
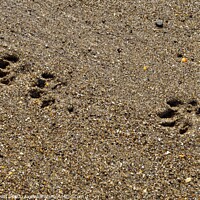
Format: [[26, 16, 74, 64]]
[[0, 53, 19, 85], [157, 98, 200, 134], [28, 72, 56, 109]]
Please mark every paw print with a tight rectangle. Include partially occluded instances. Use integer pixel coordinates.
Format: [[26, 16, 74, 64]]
[[28, 72, 56, 108], [0, 53, 19, 85], [157, 98, 199, 134]]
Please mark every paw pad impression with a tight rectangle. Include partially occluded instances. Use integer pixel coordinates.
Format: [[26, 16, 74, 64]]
[[157, 98, 199, 134]]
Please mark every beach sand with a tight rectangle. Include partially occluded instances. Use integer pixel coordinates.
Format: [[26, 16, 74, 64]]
[[0, 0, 199, 199]]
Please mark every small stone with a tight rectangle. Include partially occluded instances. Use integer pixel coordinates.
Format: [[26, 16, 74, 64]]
[[185, 177, 192, 183], [164, 151, 170, 155], [144, 78, 150, 81], [117, 48, 122, 53], [143, 66, 148, 71], [155, 19, 163, 28], [179, 154, 185, 158], [67, 105, 74, 113], [143, 188, 148, 193], [181, 57, 187, 63]]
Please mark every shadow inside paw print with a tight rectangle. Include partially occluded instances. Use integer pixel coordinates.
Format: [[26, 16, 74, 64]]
[[157, 98, 199, 134], [0, 53, 19, 85], [2, 54, 19, 63], [41, 99, 55, 108], [29, 88, 43, 98]]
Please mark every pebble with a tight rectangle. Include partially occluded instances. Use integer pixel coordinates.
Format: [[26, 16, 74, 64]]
[[143, 66, 148, 71], [67, 104, 74, 113], [155, 19, 163, 28], [181, 57, 187, 63], [144, 78, 150, 81], [185, 177, 192, 183]]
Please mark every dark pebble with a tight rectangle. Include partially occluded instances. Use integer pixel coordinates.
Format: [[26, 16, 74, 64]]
[[155, 19, 163, 28], [67, 105, 74, 113]]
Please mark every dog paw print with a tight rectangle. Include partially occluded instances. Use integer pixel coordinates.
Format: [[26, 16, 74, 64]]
[[157, 98, 199, 134], [0, 54, 19, 85], [28, 72, 56, 108]]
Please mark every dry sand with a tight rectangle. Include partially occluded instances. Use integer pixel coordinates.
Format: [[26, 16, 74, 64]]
[[0, 0, 199, 199]]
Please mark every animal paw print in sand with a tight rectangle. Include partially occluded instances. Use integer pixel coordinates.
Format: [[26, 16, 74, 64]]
[[29, 72, 56, 108], [0, 54, 19, 85], [157, 98, 200, 134]]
